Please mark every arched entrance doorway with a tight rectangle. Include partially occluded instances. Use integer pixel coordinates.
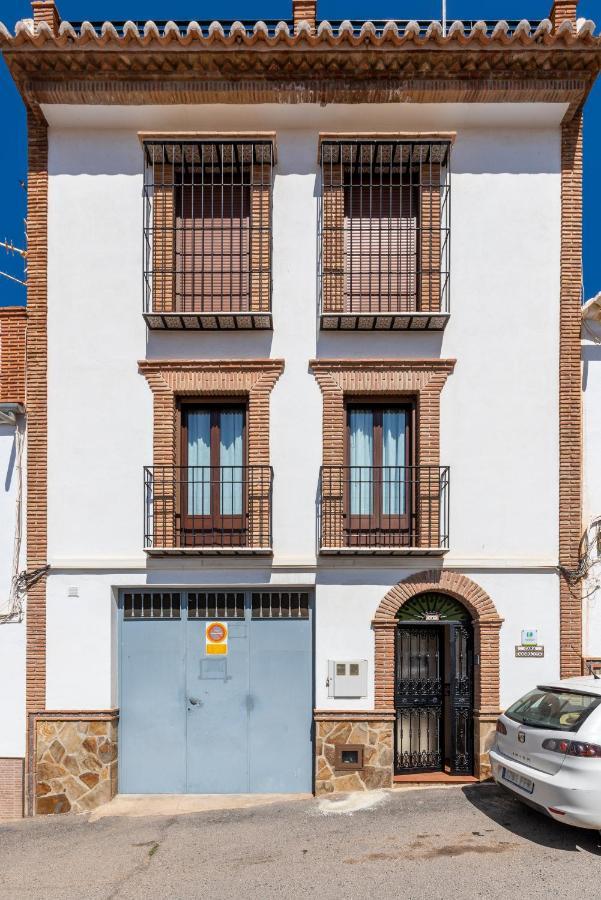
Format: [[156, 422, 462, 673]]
[[395, 592, 473, 775], [372, 570, 503, 780]]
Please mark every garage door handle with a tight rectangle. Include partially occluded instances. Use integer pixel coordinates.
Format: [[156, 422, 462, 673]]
[[188, 697, 201, 706]]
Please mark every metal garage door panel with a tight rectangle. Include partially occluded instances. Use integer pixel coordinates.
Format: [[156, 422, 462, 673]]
[[249, 618, 313, 793], [185, 619, 250, 793], [120, 618, 186, 793]]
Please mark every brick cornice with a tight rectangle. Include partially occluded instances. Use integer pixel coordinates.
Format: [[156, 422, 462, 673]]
[[138, 358, 284, 375], [310, 358, 455, 468], [310, 358, 456, 389], [12, 78, 594, 110], [139, 358, 284, 469]]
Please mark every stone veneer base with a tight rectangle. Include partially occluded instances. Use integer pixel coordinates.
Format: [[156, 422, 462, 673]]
[[30, 710, 118, 815], [315, 710, 496, 793], [314, 711, 395, 794]]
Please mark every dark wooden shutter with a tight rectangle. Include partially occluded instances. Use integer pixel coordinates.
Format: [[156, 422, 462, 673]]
[[343, 182, 418, 313], [175, 181, 250, 313]]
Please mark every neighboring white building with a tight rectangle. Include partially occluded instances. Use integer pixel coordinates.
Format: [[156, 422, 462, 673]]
[[0, 0, 599, 815], [582, 294, 601, 665], [0, 308, 26, 819]]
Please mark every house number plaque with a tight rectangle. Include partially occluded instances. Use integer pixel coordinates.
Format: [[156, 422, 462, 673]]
[[515, 645, 544, 658]]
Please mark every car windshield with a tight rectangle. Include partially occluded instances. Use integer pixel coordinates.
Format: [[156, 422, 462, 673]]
[[506, 688, 601, 732]]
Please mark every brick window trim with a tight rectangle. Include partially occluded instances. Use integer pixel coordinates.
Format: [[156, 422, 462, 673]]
[[371, 569, 503, 716], [0, 306, 27, 405], [309, 358, 456, 467], [138, 359, 285, 468]]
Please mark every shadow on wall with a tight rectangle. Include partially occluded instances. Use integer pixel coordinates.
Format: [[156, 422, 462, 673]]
[[48, 131, 143, 177], [462, 784, 601, 855], [451, 129, 562, 176], [143, 564, 275, 586], [315, 563, 444, 588], [582, 341, 601, 391], [2, 427, 16, 492], [145, 330, 274, 360], [315, 331, 444, 360]]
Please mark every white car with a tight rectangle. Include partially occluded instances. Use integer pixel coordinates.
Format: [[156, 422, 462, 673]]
[[490, 676, 601, 832]]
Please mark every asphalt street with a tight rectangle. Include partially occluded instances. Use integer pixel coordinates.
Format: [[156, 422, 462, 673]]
[[1, 784, 601, 899]]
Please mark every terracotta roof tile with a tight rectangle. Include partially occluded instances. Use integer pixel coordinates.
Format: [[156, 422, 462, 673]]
[[0, 17, 598, 50]]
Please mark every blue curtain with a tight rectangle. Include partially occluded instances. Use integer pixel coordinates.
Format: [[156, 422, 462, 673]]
[[382, 410, 406, 515], [349, 410, 373, 516], [187, 411, 211, 515], [220, 410, 244, 515]]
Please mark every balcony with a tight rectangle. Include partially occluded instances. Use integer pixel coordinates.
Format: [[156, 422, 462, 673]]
[[144, 465, 273, 555], [319, 139, 450, 331], [142, 139, 273, 330], [319, 465, 449, 555]]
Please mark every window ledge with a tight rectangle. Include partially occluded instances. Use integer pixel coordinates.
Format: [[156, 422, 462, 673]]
[[320, 312, 449, 331], [319, 546, 449, 557], [144, 546, 273, 557], [143, 312, 273, 330]]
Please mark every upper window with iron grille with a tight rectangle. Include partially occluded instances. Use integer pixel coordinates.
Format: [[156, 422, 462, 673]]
[[143, 140, 273, 322], [319, 139, 450, 325]]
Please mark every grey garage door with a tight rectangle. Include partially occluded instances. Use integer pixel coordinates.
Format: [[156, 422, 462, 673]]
[[119, 589, 313, 794]]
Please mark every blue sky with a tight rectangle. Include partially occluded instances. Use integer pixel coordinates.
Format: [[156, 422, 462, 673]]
[[0, 0, 599, 305]]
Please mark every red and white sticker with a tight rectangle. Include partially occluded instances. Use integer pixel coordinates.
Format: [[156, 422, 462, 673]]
[[206, 621, 228, 656]]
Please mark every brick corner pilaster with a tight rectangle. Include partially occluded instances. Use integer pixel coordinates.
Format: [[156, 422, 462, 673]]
[[549, 1, 578, 30], [31, 0, 61, 35]]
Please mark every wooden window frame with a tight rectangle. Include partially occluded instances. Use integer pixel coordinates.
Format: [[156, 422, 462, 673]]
[[345, 398, 417, 545], [179, 399, 248, 546]]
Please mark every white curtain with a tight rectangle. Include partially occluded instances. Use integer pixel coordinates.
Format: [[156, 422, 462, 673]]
[[349, 410, 373, 516], [187, 411, 211, 515], [220, 410, 243, 515], [382, 410, 406, 515]]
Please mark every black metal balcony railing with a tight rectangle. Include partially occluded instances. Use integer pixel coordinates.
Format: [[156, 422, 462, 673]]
[[144, 465, 273, 554], [319, 465, 449, 553]]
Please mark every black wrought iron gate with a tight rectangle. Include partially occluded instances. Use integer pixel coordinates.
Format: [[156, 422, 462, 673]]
[[395, 624, 473, 775]]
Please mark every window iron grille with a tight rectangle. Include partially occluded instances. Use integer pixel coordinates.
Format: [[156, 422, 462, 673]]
[[251, 591, 310, 619], [319, 140, 450, 329], [143, 140, 273, 329], [123, 591, 181, 619], [188, 591, 245, 619]]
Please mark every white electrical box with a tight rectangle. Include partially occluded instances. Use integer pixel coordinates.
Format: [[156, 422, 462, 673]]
[[327, 660, 368, 698]]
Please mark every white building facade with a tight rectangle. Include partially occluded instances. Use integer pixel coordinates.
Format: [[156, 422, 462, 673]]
[[0, 0, 599, 814]]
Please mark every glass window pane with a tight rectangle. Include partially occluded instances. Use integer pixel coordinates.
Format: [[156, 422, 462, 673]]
[[187, 411, 211, 515], [349, 410, 373, 516], [220, 410, 243, 515], [382, 409, 407, 515]]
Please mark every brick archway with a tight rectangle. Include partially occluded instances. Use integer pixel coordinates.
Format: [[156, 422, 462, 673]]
[[372, 569, 503, 778]]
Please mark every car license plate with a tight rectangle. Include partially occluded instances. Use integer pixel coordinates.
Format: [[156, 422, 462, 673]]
[[502, 767, 534, 794]]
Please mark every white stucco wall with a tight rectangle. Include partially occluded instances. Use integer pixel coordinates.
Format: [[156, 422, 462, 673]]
[[583, 322, 601, 657], [46, 103, 561, 569], [42, 102, 564, 712], [45, 566, 559, 713], [0, 426, 26, 756]]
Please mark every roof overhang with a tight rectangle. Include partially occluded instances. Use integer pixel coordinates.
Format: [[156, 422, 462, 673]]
[[583, 292, 601, 322], [1, 18, 600, 115], [0, 402, 25, 425]]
